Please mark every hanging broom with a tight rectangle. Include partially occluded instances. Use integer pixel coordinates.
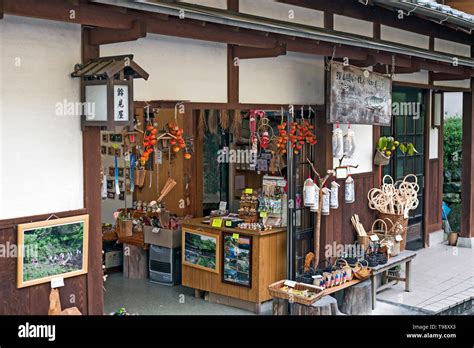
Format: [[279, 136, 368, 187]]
[[198, 109, 206, 139], [208, 109, 218, 134], [219, 109, 230, 130], [231, 109, 242, 141]]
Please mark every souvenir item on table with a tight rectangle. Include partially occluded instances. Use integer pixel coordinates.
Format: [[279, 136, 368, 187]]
[[343, 126, 356, 158], [345, 175, 355, 203], [321, 188, 331, 215], [330, 181, 340, 209], [332, 126, 343, 159]]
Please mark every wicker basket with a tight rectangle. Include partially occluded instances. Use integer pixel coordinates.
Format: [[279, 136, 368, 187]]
[[268, 280, 324, 306], [374, 150, 391, 166], [378, 212, 408, 251], [352, 260, 371, 280], [372, 219, 400, 257]]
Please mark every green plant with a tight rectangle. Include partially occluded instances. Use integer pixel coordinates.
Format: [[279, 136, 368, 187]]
[[443, 117, 462, 173], [376, 136, 416, 158]]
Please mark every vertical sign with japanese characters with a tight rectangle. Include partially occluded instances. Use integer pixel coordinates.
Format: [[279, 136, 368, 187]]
[[114, 85, 129, 122]]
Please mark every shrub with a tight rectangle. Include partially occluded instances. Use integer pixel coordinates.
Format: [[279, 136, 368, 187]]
[[443, 117, 462, 173]]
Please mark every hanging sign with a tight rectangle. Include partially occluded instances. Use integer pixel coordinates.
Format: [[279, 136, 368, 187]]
[[328, 61, 392, 126], [114, 85, 129, 122]]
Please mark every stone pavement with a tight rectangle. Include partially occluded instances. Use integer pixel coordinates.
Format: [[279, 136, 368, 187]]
[[376, 244, 474, 314]]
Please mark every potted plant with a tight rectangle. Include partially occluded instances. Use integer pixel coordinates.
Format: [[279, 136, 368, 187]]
[[374, 136, 417, 166]]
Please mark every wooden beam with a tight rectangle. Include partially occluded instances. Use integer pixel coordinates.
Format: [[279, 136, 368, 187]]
[[89, 19, 146, 45], [0, 0, 4, 20], [228, 45, 239, 104], [277, 0, 474, 46], [462, 78, 474, 238], [431, 72, 470, 81], [234, 43, 287, 59], [227, 0, 239, 12]]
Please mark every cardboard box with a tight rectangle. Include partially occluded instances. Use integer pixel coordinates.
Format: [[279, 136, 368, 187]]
[[144, 226, 181, 248]]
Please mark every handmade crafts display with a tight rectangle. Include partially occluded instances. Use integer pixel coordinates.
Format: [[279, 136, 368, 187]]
[[321, 188, 331, 215], [140, 123, 158, 166], [330, 181, 340, 209], [367, 174, 419, 218], [303, 177, 317, 207], [237, 222, 273, 232], [238, 189, 259, 223], [288, 119, 317, 155]]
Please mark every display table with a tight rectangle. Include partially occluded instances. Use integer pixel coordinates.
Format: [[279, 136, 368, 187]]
[[370, 250, 417, 309], [181, 218, 286, 314]]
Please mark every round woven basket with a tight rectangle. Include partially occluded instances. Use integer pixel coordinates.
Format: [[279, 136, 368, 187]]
[[378, 212, 408, 251]]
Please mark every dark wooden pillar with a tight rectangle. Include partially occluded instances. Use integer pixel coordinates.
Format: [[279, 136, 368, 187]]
[[227, 0, 239, 104], [82, 26, 104, 314], [461, 78, 474, 238]]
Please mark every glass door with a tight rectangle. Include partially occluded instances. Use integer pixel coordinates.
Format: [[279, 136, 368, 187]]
[[382, 87, 425, 249]]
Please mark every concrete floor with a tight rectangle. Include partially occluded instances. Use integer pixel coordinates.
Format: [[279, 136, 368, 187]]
[[104, 273, 255, 315], [104, 272, 420, 315], [376, 244, 474, 314]]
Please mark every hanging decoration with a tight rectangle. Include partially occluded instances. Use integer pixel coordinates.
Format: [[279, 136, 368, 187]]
[[330, 181, 340, 209], [345, 174, 355, 203], [332, 125, 343, 158], [231, 110, 242, 141], [208, 109, 219, 134], [219, 109, 230, 130], [198, 109, 206, 139], [343, 125, 356, 158]]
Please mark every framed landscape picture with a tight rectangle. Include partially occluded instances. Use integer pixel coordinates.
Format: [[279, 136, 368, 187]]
[[17, 215, 89, 288], [182, 229, 219, 273], [222, 233, 252, 288]]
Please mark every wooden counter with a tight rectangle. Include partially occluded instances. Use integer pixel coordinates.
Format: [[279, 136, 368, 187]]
[[181, 218, 286, 313]]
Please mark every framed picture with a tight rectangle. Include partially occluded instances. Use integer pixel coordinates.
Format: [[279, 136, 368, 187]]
[[108, 167, 115, 177], [106, 180, 114, 190], [114, 148, 121, 157], [108, 147, 114, 156], [102, 134, 108, 143], [222, 233, 252, 288], [17, 215, 89, 288], [182, 229, 219, 274], [101, 146, 107, 155], [119, 192, 125, 201], [118, 168, 124, 177], [107, 192, 115, 199], [125, 168, 130, 179]]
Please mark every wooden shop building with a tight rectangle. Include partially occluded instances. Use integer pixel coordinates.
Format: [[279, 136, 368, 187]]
[[1, 0, 474, 315]]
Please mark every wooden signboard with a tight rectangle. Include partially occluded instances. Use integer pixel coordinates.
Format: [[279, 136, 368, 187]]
[[328, 61, 392, 126]]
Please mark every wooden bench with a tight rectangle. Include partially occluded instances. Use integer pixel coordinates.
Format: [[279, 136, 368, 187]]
[[369, 250, 417, 310]]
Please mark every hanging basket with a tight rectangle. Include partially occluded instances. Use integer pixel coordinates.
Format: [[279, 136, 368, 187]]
[[134, 169, 146, 188], [374, 150, 391, 166]]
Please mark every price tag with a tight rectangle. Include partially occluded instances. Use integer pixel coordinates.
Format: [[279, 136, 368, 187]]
[[219, 201, 227, 211], [225, 221, 232, 227], [212, 218, 223, 228], [245, 188, 253, 194], [51, 277, 65, 289], [232, 233, 239, 240], [260, 211, 267, 218], [369, 234, 379, 242], [284, 280, 297, 288], [395, 235, 403, 242]]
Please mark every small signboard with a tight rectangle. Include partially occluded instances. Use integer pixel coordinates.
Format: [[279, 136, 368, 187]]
[[328, 61, 392, 126]]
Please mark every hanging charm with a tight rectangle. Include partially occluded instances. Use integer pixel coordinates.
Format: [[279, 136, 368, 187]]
[[321, 188, 331, 215], [343, 125, 356, 158], [332, 126, 343, 159], [310, 184, 320, 212], [303, 177, 316, 207], [345, 174, 355, 204], [330, 181, 340, 209]]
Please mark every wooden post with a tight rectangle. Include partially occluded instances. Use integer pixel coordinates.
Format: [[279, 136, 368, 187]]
[[461, 78, 474, 239], [82, 26, 104, 314]]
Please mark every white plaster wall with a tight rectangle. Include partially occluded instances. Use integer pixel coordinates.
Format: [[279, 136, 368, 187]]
[[0, 16, 83, 219], [239, 52, 324, 104], [434, 38, 471, 58], [239, 0, 324, 27], [444, 92, 462, 119], [393, 71, 429, 85], [332, 124, 373, 174], [381, 25, 430, 49], [101, 34, 227, 102], [434, 79, 471, 89], [180, 0, 227, 9], [334, 15, 373, 37]]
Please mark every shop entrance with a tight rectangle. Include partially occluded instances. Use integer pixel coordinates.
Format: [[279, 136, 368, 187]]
[[382, 87, 426, 249]]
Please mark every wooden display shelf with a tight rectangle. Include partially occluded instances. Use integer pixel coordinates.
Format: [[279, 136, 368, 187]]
[[320, 279, 361, 296], [181, 218, 287, 312]]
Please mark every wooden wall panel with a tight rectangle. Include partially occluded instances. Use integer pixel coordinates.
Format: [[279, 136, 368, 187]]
[[425, 159, 443, 231], [0, 209, 89, 315]]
